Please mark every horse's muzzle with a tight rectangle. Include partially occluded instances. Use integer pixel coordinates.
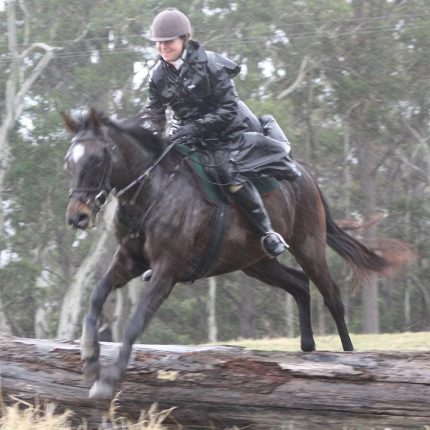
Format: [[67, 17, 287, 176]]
[[66, 198, 94, 229]]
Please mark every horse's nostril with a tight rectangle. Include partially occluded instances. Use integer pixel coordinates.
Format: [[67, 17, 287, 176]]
[[68, 212, 90, 228], [78, 213, 89, 227]]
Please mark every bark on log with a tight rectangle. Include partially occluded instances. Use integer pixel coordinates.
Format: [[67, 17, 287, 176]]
[[0, 336, 430, 429]]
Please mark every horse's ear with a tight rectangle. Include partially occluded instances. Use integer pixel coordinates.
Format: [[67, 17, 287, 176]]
[[89, 107, 102, 129], [60, 111, 78, 133]]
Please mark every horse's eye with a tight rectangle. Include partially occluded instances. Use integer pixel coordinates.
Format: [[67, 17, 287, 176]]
[[93, 158, 104, 168]]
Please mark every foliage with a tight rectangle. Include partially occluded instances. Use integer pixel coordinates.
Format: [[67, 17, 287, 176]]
[[1, 0, 429, 342]]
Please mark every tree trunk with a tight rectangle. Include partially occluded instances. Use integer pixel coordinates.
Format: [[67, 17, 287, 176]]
[[239, 279, 255, 339], [1, 336, 430, 430], [1, 0, 57, 335], [0, 297, 12, 335], [285, 293, 295, 337], [358, 136, 380, 333], [207, 277, 218, 342]]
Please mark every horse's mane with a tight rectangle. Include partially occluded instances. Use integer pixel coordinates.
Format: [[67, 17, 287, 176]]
[[70, 111, 105, 133], [102, 114, 165, 156], [66, 109, 166, 155]]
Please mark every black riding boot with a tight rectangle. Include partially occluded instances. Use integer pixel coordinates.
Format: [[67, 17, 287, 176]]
[[231, 181, 288, 258], [259, 114, 301, 181]]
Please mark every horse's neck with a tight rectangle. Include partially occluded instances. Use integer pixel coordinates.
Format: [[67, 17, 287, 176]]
[[110, 131, 158, 192], [144, 152, 191, 199]]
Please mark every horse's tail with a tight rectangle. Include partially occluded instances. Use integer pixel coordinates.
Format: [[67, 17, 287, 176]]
[[318, 187, 389, 273]]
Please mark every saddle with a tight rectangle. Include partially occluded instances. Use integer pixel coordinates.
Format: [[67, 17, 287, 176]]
[[176, 144, 280, 206]]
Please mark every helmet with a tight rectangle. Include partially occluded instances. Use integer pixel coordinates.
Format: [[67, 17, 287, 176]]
[[150, 8, 192, 42]]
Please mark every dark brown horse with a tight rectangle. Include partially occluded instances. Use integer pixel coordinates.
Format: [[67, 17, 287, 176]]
[[62, 109, 389, 399]]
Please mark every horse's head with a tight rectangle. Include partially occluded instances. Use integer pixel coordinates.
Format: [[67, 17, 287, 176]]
[[63, 108, 167, 229], [62, 109, 112, 229]]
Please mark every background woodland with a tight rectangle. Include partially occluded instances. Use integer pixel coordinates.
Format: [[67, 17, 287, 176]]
[[0, 0, 429, 345]]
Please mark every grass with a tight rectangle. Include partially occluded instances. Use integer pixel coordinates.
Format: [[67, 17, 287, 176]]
[[219, 331, 430, 352], [0, 395, 173, 430]]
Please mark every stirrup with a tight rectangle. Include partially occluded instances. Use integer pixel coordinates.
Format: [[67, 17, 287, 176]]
[[261, 231, 289, 258], [142, 269, 153, 282]]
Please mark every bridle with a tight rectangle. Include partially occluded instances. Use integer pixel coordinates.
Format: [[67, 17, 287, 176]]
[[67, 135, 113, 209], [67, 125, 179, 210]]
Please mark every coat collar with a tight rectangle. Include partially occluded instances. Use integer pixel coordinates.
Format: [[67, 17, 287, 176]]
[[185, 40, 207, 64]]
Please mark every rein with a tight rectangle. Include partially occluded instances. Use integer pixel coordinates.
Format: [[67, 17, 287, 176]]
[[115, 138, 178, 201], [113, 134, 185, 238]]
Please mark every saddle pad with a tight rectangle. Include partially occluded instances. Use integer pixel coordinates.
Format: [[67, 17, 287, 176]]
[[177, 144, 280, 204]]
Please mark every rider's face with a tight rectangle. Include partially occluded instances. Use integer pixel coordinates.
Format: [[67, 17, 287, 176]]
[[156, 38, 185, 63]]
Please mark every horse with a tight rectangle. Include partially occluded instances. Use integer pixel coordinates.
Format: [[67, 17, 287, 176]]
[[62, 108, 390, 399]]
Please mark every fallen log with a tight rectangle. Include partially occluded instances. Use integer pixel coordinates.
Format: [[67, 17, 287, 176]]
[[0, 336, 430, 429]]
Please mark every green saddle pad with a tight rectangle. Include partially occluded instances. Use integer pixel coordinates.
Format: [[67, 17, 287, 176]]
[[178, 144, 280, 204]]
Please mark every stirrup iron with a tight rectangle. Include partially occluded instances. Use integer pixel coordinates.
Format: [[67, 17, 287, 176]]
[[261, 231, 289, 258]]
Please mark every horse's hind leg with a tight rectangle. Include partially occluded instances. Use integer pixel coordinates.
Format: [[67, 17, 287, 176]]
[[81, 245, 147, 382], [243, 258, 315, 352], [293, 240, 353, 351]]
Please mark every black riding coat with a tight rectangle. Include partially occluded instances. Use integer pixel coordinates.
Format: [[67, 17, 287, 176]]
[[142, 40, 293, 182], [143, 40, 258, 139]]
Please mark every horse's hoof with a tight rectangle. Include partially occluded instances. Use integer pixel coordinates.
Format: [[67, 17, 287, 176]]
[[89, 380, 115, 399], [301, 341, 316, 352]]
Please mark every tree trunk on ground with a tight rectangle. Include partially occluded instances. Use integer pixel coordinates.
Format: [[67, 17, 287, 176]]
[[1, 336, 430, 430]]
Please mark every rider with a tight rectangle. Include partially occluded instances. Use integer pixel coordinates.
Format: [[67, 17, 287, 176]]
[[140, 8, 301, 258]]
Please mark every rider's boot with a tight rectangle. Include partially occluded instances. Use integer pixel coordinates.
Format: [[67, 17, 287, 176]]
[[231, 181, 288, 258], [259, 114, 301, 181]]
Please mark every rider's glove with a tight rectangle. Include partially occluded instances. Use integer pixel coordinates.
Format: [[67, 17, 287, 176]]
[[171, 122, 201, 145]]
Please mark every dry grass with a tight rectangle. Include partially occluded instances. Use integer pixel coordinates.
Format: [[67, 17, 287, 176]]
[[0, 394, 173, 430], [103, 394, 174, 429], [0, 397, 74, 430], [220, 331, 430, 352]]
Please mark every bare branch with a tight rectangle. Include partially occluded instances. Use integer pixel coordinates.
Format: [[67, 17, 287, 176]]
[[401, 118, 430, 144], [14, 50, 55, 118], [276, 55, 312, 100], [18, 42, 62, 60]]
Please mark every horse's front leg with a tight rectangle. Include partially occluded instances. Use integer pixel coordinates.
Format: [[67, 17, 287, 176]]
[[81, 245, 147, 382], [89, 267, 175, 399]]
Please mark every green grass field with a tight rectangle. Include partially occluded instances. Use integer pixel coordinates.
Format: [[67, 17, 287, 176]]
[[218, 331, 430, 352]]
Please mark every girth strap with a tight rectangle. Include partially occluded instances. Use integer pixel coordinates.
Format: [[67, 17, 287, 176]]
[[182, 203, 229, 283]]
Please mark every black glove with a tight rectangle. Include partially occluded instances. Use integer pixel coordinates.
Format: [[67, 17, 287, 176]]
[[171, 122, 201, 145]]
